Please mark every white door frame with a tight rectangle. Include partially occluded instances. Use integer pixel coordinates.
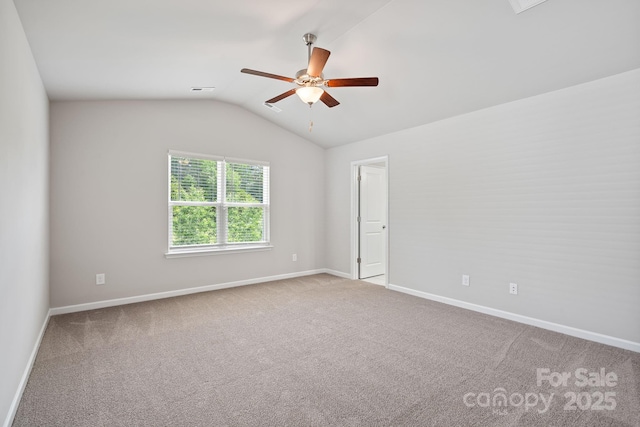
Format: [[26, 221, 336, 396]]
[[350, 156, 389, 287]]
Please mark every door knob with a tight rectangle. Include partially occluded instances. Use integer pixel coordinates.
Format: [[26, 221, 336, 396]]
[[382, 225, 386, 229]]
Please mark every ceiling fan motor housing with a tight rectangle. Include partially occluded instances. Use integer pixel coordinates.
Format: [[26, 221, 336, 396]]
[[295, 69, 324, 87]]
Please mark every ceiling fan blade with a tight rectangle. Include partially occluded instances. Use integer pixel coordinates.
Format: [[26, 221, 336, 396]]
[[241, 68, 294, 83], [320, 91, 340, 108], [307, 47, 331, 77], [326, 77, 379, 87], [265, 89, 297, 104]]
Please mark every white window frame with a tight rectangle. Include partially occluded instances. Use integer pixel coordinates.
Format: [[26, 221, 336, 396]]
[[166, 150, 272, 258]]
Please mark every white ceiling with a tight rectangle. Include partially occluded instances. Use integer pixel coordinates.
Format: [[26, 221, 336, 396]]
[[14, 0, 640, 148]]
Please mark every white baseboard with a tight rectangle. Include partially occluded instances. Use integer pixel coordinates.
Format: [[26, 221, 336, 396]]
[[50, 269, 328, 315], [323, 269, 351, 279], [388, 283, 640, 354], [4, 309, 51, 427]]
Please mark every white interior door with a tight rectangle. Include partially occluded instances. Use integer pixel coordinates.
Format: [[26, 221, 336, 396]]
[[359, 165, 387, 279]]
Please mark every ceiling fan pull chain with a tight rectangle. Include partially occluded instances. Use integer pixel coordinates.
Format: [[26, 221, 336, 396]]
[[309, 105, 314, 132]]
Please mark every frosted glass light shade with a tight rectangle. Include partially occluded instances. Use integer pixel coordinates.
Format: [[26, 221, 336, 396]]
[[296, 86, 324, 104]]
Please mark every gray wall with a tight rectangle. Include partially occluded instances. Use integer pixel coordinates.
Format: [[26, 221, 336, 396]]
[[0, 0, 50, 424], [50, 100, 325, 308], [326, 69, 640, 343]]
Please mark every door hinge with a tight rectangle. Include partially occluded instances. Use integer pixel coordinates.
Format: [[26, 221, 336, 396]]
[[357, 174, 362, 182], [357, 257, 361, 263], [357, 216, 361, 223]]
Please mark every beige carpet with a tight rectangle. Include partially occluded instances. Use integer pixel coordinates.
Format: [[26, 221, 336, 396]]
[[13, 274, 640, 426]]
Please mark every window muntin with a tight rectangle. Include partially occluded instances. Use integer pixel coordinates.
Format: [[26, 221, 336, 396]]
[[168, 151, 269, 253]]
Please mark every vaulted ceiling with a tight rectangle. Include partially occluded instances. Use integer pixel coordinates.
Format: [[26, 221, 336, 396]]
[[14, 0, 640, 148]]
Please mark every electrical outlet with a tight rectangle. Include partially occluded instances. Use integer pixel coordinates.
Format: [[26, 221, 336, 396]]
[[462, 275, 470, 286], [292, 254, 297, 262], [96, 273, 106, 285], [509, 283, 518, 295]]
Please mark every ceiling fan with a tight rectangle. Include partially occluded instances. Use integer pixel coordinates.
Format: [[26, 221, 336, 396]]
[[241, 33, 379, 108]]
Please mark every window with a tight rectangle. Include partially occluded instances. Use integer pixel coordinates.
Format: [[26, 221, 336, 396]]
[[167, 151, 270, 255]]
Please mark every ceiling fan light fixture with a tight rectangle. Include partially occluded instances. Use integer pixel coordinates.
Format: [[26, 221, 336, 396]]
[[296, 86, 324, 105]]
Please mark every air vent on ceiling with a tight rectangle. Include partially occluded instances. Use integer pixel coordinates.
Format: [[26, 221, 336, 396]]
[[263, 103, 282, 113], [508, 0, 549, 13], [190, 87, 215, 92]]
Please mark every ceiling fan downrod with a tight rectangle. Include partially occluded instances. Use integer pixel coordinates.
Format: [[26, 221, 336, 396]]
[[302, 33, 317, 63]]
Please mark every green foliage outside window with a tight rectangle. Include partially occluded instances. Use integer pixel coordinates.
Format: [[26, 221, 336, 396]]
[[170, 156, 267, 247]]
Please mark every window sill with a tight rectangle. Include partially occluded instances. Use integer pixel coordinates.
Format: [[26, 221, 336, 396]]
[[165, 245, 274, 259]]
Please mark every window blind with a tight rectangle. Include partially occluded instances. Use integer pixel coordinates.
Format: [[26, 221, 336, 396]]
[[168, 152, 270, 251]]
